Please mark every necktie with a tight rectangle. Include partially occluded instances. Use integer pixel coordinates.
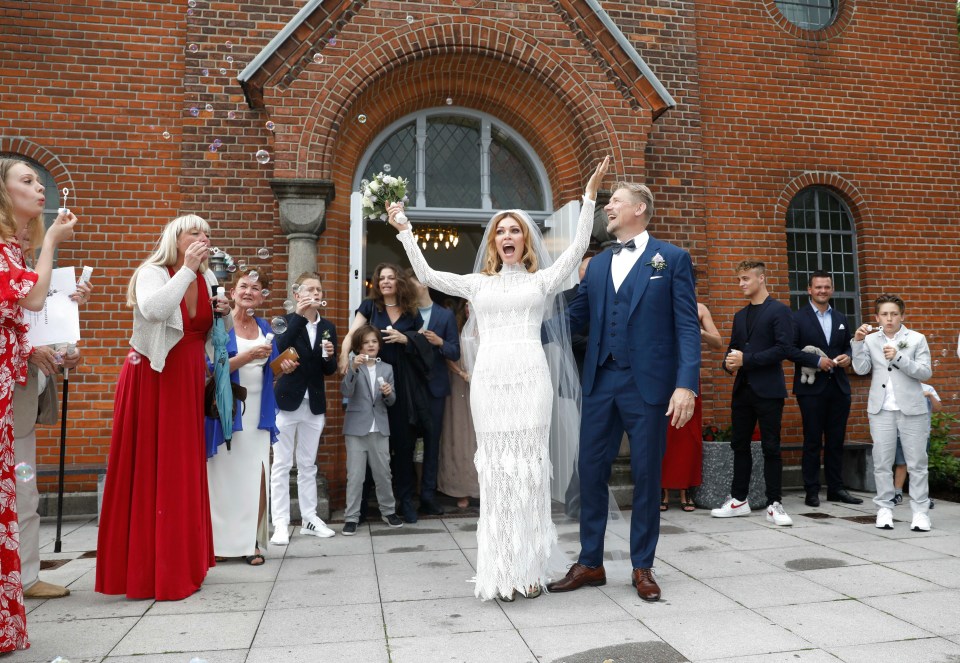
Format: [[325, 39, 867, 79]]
[[611, 239, 636, 255]]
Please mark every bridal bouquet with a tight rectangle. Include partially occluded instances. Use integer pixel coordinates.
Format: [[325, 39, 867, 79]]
[[361, 172, 409, 222]]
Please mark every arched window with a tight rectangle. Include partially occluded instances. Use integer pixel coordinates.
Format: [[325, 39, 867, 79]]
[[774, 0, 838, 30], [0, 153, 60, 230], [357, 109, 550, 222], [785, 186, 860, 321]]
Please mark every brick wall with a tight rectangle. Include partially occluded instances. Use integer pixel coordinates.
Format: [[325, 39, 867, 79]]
[[2, 0, 959, 504]]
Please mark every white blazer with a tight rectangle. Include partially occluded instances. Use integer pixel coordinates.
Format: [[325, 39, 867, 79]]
[[852, 325, 931, 416]]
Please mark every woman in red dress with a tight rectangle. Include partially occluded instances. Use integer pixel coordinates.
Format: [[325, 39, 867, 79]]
[[96, 215, 230, 601], [0, 158, 77, 652], [661, 303, 723, 511]]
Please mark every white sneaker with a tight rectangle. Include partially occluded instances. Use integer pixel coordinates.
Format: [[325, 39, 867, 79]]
[[876, 507, 894, 530], [301, 516, 336, 538], [765, 501, 793, 527], [711, 496, 751, 518], [270, 522, 290, 546], [910, 512, 931, 532]]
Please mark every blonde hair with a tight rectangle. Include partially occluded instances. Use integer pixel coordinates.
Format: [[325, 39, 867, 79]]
[[613, 181, 655, 223], [126, 214, 211, 307], [480, 210, 539, 275], [0, 158, 46, 252]]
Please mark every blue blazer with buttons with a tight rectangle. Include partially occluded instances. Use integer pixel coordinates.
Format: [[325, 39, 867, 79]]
[[568, 236, 701, 403]]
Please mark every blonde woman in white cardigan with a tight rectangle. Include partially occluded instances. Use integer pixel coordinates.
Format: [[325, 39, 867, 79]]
[[96, 215, 230, 601]]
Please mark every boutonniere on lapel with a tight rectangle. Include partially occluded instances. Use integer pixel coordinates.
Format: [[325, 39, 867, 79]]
[[646, 252, 667, 272], [897, 339, 908, 350]]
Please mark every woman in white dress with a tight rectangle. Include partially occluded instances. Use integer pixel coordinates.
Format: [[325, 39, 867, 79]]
[[387, 157, 609, 601], [206, 269, 280, 565]]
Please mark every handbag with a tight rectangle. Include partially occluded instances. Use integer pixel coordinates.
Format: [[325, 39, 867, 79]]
[[204, 370, 248, 419]]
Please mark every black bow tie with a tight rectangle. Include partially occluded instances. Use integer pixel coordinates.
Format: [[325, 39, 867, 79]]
[[611, 239, 636, 255]]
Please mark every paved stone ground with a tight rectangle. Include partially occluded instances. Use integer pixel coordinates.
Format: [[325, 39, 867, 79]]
[[11, 490, 960, 663]]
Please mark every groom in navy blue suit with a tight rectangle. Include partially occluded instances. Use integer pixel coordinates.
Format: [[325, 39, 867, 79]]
[[550, 181, 701, 602]]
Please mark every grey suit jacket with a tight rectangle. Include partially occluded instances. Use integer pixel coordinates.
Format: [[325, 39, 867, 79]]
[[13, 364, 59, 438], [341, 360, 397, 436], [852, 325, 931, 416]]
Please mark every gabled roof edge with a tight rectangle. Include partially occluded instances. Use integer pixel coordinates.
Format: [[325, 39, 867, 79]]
[[238, 0, 324, 85]]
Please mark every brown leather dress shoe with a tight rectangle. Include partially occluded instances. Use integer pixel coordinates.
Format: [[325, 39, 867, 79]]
[[546, 563, 606, 592], [632, 568, 661, 602]]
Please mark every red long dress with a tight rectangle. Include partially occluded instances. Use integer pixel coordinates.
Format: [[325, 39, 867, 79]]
[[0, 242, 35, 652], [661, 385, 703, 490], [96, 272, 215, 600]]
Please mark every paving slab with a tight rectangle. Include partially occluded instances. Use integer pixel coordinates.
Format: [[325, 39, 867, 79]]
[[758, 599, 930, 648], [382, 596, 514, 638], [5, 616, 138, 663], [885, 556, 960, 588], [252, 603, 384, 648], [600, 577, 740, 618], [831, 636, 960, 663], [376, 548, 477, 602], [519, 619, 663, 663], [500, 586, 630, 629], [797, 562, 940, 598], [26, 589, 150, 622], [704, 649, 841, 663], [863, 589, 960, 637], [388, 630, 536, 663], [246, 640, 391, 663], [642, 607, 810, 660], [702, 570, 845, 608], [110, 610, 262, 656]]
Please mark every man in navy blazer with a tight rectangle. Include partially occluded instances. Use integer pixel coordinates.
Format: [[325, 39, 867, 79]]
[[714, 260, 795, 526], [790, 271, 862, 507], [549, 181, 701, 602], [270, 272, 339, 545], [408, 272, 460, 515]]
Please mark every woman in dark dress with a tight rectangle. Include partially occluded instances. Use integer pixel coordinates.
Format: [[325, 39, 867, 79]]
[[339, 263, 431, 523]]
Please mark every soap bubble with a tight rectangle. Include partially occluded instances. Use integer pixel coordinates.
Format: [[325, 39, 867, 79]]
[[208, 143, 218, 153], [186, 8, 193, 15], [271, 317, 288, 334], [226, 55, 234, 64], [313, 53, 324, 65], [283, 299, 295, 313], [935, 360, 941, 367], [127, 351, 142, 365], [255, 149, 271, 165], [406, 15, 415, 24], [248, 270, 259, 282], [188, 43, 199, 53], [212, 138, 223, 148], [201, 68, 209, 76], [237, 261, 247, 271], [162, 130, 171, 140], [260, 289, 270, 299], [226, 41, 233, 49], [357, 114, 367, 123], [14, 462, 35, 482], [320, 300, 327, 307], [227, 110, 237, 120], [219, 67, 227, 75], [291, 284, 300, 294], [257, 247, 271, 259], [189, 106, 199, 117], [246, 308, 254, 317], [187, 0, 197, 6], [265, 121, 276, 131], [941, 348, 947, 357], [205, 103, 213, 112], [382, 163, 391, 173], [445, 97, 453, 105], [226, 264, 238, 273], [328, 36, 337, 46], [50, 657, 72, 663]]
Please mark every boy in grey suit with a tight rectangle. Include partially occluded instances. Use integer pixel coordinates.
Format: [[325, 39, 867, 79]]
[[341, 325, 404, 534], [852, 294, 932, 532]]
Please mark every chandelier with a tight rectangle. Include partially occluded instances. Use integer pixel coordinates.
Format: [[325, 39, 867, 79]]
[[414, 225, 460, 251]]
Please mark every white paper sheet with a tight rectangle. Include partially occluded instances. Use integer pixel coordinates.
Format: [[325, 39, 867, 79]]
[[24, 267, 81, 347]]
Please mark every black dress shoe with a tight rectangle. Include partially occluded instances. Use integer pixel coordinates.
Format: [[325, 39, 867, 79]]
[[418, 500, 445, 516], [805, 494, 820, 507], [827, 489, 863, 504]]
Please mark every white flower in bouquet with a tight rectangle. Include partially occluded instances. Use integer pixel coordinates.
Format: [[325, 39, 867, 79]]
[[361, 171, 410, 223]]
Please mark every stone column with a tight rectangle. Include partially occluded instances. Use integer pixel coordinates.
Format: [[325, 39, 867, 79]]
[[267, 178, 335, 520], [269, 179, 335, 291]]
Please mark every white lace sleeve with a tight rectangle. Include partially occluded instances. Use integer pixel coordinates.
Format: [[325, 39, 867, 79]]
[[535, 198, 595, 294], [397, 228, 481, 300]]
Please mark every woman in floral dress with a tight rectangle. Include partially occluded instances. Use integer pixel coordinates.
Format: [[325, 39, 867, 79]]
[[0, 158, 77, 651]]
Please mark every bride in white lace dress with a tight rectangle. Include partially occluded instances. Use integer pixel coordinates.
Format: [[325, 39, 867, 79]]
[[387, 158, 609, 601]]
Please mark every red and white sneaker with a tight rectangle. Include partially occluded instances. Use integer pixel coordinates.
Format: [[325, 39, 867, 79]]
[[766, 501, 793, 527], [711, 496, 751, 518]]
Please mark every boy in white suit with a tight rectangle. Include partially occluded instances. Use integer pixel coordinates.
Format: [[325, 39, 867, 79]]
[[852, 294, 932, 532], [340, 325, 404, 535]]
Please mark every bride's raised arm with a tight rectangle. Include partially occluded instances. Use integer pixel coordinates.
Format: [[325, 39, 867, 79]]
[[537, 156, 609, 294], [387, 202, 480, 300]]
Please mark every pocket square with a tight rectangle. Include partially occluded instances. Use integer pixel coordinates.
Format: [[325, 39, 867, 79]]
[[839, 324, 845, 330], [650, 275, 664, 280]]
